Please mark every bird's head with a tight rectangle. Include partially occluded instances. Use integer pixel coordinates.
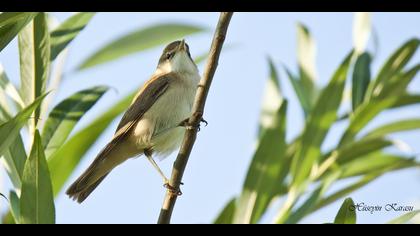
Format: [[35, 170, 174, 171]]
[[157, 39, 198, 74]]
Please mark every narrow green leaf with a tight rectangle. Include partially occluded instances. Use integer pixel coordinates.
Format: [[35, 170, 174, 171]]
[[364, 119, 420, 140], [367, 38, 420, 99], [297, 23, 317, 83], [78, 23, 206, 70], [42, 86, 109, 157], [18, 13, 50, 128], [353, 12, 371, 55], [234, 101, 288, 224], [334, 198, 356, 224], [0, 12, 37, 52], [352, 52, 371, 111], [313, 174, 380, 213], [258, 57, 283, 136], [387, 210, 420, 224], [392, 93, 420, 108], [338, 152, 418, 179], [284, 66, 311, 116], [291, 51, 353, 188], [48, 91, 135, 196], [335, 137, 393, 164], [20, 131, 55, 224], [0, 93, 48, 159], [9, 191, 20, 224], [214, 198, 236, 224], [0, 12, 32, 27], [2, 134, 27, 189], [378, 64, 420, 99], [286, 171, 340, 224], [0, 63, 25, 110], [340, 95, 400, 146], [50, 12, 95, 60]]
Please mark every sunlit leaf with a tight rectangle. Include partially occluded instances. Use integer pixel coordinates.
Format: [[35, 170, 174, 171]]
[[42, 86, 109, 157], [234, 101, 287, 224], [387, 210, 420, 224], [291, 51, 353, 188], [0, 95, 46, 187], [50, 12, 95, 60], [18, 12, 50, 129], [214, 198, 236, 224], [9, 191, 20, 224], [364, 119, 420, 140], [258, 57, 283, 136], [366, 38, 420, 99], [353, 12, 371, 55], [20, 131, 55, 224], [0, 63, 25, 110], [78, 23, 206, 70], [0, 12, 37, 52], [334, 198, 356, 224]]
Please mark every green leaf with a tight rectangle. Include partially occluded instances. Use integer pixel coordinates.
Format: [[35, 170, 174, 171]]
[[333, 137, 393, 165], [353, 12, 371, 54], [297, 23, 318, 111], [378, 64, 420, 99], [0, 12, 37, 52], [48, 91, 135, 196], [214, 198, 236, 224], [0, 63, 25, 110], [42, 86, 109, 158], [364, 119, 420, 140], [2, 134, 27, 189], [291, 51, 353, 188], [339, 95, 400, 146], [0, 93, 48, 164], [334, 198, 356, 224], [50, 12, 95, 60], [392, 93, 420, 108], [286, 171, 340, 224], [234, 101, 288, 224], [18, 12, 50, 128], [78, 23, 206, 70], [367, 38, 420, 100], [9, 191, 20, 224], [297, 23, 317, 83], [387, 210, 420, 224], [313, 174, 380, 213], [20, 131, 55, 224], [258, 57, 283, 137], [352, 52, 371, 111], [284, 65, 311, 116], [338, 152, 418, 179]]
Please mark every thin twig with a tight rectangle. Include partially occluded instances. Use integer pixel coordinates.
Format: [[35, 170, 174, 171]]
[[157, 12, 234, 224]]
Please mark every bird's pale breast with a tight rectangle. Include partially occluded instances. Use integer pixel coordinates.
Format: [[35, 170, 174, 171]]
[[132, 72, 199, 160]]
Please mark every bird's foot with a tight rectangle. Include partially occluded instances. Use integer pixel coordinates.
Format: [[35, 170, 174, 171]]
[[163, 180, 183, 196], [178, 117, 208, 132]]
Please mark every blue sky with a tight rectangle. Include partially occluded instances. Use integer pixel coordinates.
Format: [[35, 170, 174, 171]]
[[1, 12, 419, 224]]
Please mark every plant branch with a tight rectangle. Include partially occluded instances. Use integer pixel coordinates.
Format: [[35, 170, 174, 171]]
[[157, 12, 233, 224]]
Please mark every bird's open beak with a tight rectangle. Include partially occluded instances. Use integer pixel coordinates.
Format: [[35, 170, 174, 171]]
[[178, 39, 186, 51]]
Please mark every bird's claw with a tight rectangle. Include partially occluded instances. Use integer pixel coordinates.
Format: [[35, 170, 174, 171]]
[[163, 182, 183, 196], [178, 117, 208, 132]]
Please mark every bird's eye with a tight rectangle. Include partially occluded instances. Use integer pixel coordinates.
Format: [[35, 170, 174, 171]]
[[166, 52, 172, 60]]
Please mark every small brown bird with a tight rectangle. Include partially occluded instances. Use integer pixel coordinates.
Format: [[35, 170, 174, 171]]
[[66, 40, 200, 203]]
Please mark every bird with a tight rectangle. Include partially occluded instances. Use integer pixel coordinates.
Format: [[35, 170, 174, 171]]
[[66, 39, 201, 203]]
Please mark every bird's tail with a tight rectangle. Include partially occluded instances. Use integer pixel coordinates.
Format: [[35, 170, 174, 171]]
[[66, 173, 108, 203], [66, 140, 124, 203]]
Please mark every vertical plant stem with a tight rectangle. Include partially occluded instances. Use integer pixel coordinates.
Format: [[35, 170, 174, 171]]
[[157, 12, 233, 224]]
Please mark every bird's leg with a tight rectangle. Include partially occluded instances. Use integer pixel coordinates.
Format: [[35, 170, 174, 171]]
[[178, 116, 208, 132], [144, 150, 182, 195]]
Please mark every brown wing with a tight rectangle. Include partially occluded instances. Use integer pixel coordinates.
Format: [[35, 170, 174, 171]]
[[99, 73, 173, 159]]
